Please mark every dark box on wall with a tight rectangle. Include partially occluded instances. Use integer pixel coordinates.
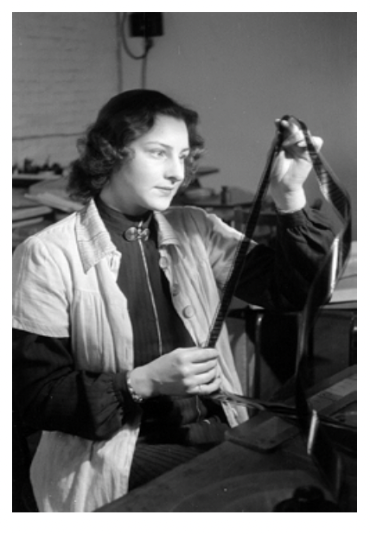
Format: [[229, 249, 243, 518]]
[[129, 13, 164, 37]]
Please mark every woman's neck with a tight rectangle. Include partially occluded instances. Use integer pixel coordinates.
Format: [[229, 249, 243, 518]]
[[98, 191, 149, 218]]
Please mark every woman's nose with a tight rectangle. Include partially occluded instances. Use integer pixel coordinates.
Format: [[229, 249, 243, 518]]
[[165, 156, 185, 182]]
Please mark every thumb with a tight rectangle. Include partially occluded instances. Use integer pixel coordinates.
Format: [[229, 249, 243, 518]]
[[296, 135, 324, 152]]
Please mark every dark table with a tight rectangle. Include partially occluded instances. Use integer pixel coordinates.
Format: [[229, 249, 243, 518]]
[[96, 366, 356, 512]]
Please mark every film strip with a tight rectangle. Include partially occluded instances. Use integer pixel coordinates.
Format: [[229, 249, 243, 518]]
[[292, 118, 352, 499], [206, 126, 284, 349]]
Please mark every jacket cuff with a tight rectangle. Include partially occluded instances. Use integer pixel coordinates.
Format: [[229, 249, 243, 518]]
[[111, 371, 138, 410], [276, 208, 311, 228]]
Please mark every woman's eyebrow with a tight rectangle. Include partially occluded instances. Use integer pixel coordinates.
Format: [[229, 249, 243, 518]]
[[144, 141, 190, 153]]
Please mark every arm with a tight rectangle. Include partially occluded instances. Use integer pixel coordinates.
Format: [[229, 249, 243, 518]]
[[12, 235, 222, 437], [234, 207, 335, 310], [13, 329, 222, 438], [235, 118, 335, 310], [12, 329, 138, 441], [12, 237, 139, 441]]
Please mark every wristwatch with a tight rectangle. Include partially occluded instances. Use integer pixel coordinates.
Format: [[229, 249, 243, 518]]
[[126, 372, 144, 403]]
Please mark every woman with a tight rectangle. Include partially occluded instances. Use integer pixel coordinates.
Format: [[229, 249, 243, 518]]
[[13, 89, 334, 512]]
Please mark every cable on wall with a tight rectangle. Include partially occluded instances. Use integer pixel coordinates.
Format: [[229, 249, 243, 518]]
[[119, 13, 163, 89]]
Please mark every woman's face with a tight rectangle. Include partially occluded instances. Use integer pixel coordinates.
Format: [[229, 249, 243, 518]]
[[100, 115, 190, 215]]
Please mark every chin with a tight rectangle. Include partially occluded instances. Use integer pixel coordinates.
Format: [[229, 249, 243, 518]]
[[148, 198, 174, 212]]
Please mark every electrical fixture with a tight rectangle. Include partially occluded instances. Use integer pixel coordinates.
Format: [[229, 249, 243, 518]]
[[129, 13, 164, 38]]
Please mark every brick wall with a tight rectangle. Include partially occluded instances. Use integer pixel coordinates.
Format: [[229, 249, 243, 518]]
[[12, 13, 120, 170]]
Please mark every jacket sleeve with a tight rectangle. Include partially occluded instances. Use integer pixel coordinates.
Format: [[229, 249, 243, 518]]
[[12, 329, 140, 441], [234, 207, 336, 310]]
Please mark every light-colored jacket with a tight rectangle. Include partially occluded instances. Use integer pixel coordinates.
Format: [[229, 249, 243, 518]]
[[12, 199, 249, 512]]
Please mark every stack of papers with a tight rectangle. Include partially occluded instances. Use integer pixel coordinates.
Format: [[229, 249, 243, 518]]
[[12, 188, 53, 226]]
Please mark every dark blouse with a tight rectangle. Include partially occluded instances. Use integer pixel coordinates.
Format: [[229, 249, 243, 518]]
[[93, 197, 227, 442], [13, 203, 335, 443]]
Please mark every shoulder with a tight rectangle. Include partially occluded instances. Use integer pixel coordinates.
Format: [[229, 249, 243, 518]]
[[33, 212, 78, 242], [13, 212, 79, 263], [162, 205, 215, 230], [155, 206, 243, 255], [153, 206, 216, 245], [163, 205, 242, 237]]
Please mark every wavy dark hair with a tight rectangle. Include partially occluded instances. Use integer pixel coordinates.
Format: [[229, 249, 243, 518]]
[[68, 89, 204, 202]]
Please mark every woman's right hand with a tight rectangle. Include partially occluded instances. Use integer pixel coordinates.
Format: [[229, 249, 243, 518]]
[[129, 347, 221, 398]]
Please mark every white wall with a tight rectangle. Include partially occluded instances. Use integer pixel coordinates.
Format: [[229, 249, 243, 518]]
[[121, 12, 357, 236], [12, 12, 356, 236]]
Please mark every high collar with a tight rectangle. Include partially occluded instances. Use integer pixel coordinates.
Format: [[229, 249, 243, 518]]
[[76, 198, 181, 272], [153, 210, 181, 247], [95, 196, 152, 235]]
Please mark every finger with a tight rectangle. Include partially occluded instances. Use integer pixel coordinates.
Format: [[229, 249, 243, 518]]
[[195, 367, 219, 384], [186, 367, 219, 393], [288, 136, 324, 163], [195, 376, 222, 396], [281, 130, 305, 149], [275, 118, 303, 147], [281, 133, 324, 160], [192, 359, 218, 375], [309, 135, 324, 152], [278, 120, 323, 152], [295, 134, 323, 148], [189, 348, 219, 363]]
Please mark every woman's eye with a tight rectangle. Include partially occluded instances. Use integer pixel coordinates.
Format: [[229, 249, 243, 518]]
[[150, 149, 166, 158]]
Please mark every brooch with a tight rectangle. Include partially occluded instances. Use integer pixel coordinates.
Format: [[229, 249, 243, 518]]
[[124, 226, 150, 242]]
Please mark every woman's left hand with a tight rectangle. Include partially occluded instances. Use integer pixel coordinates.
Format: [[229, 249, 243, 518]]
[[269, 118, 323, 211]]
